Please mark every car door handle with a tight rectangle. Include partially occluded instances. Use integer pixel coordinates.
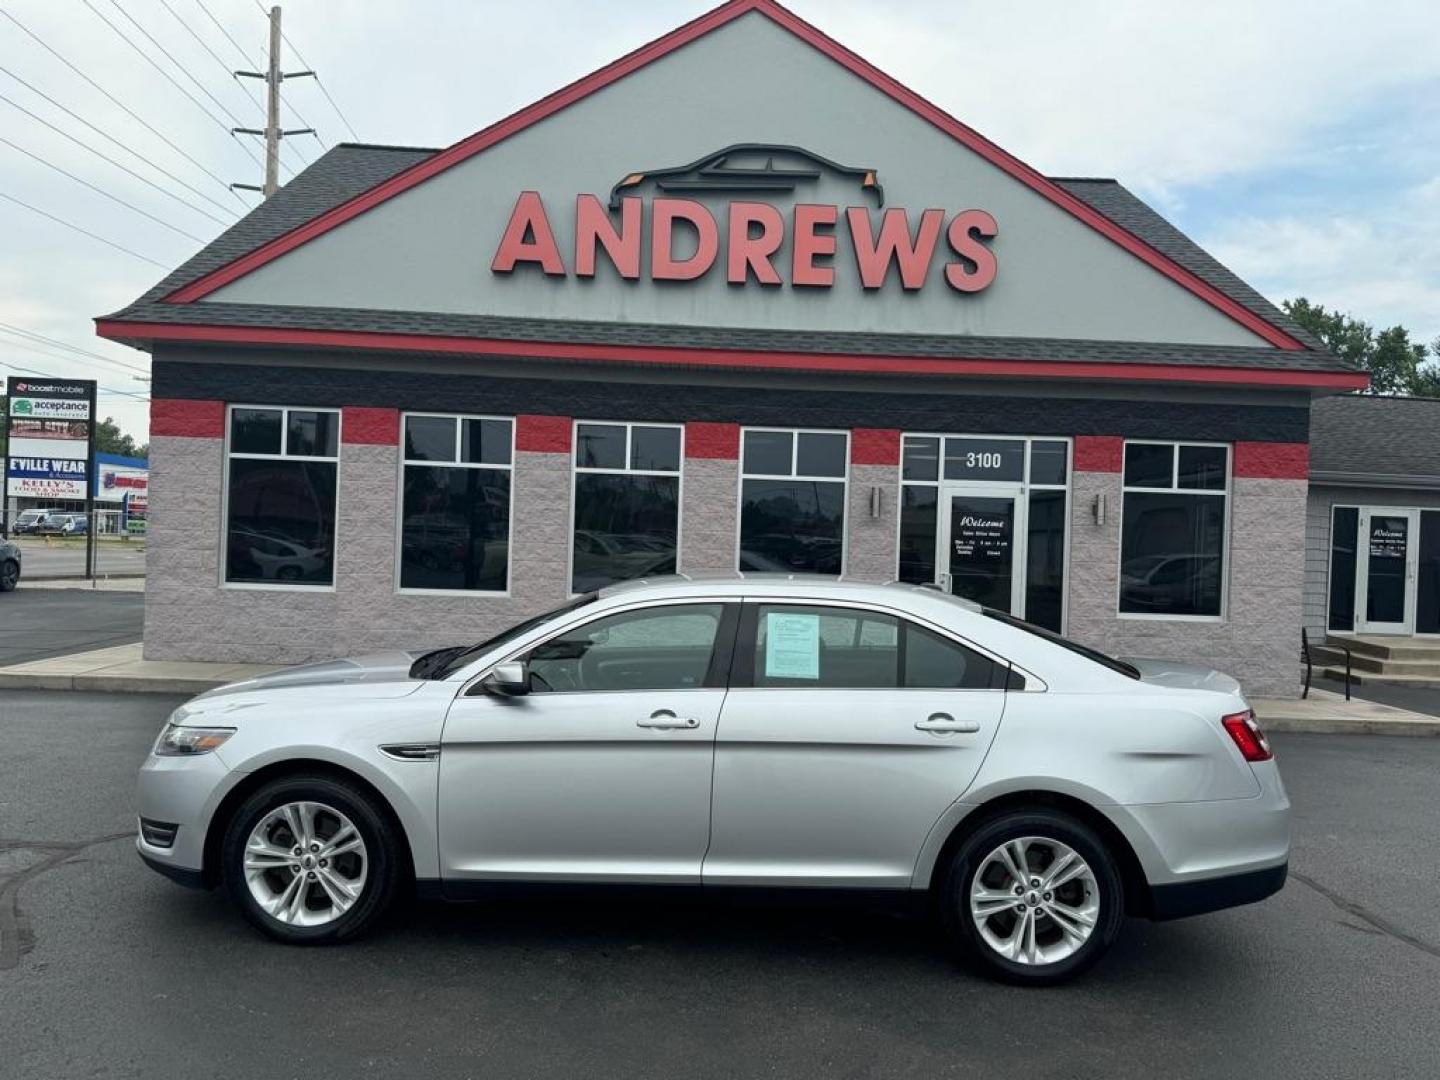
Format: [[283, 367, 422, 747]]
[[637, 710, 701, 730], [915, 713, 981, 733]]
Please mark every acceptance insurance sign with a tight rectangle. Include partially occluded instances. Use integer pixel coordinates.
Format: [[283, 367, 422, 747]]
[[3, 377, 95, 500]]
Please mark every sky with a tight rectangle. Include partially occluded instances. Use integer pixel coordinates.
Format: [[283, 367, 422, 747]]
[[3, 0, 1439, 446]]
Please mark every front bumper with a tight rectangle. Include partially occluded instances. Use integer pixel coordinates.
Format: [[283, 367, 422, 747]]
[[1149, 861, 1287, 920], [134, 747, 235, 887]]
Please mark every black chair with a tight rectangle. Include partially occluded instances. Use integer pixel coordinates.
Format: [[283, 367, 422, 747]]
[[1302, 627, 1351, 701]]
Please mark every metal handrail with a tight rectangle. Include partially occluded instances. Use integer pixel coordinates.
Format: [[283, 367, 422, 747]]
[[1302, 627, 1352, 701]]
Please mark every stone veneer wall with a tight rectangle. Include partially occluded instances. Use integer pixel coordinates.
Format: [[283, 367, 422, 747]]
[[143, 403, 1308, 696], [1065, 436, 1309, 698]]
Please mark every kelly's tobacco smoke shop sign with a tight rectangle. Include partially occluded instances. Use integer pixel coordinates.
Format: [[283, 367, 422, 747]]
[[4, 377, 95, 500]]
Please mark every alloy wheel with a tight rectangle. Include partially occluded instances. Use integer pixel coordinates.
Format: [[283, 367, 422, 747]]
[[243, 800, 368, 927], [969, 835, 1099, 966], [0, 561, 17, 590]]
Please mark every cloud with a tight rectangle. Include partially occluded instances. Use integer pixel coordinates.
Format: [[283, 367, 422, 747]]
[[1203, 176, 1440, 344]]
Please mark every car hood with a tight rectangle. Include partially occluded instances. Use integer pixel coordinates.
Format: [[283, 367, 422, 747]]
[[1124, 657, 1243, 696], [195, 650, 425, 701]]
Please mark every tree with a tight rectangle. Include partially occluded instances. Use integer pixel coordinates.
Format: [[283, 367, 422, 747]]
[[93, 415, 148, 459], [1283, 297, 1436, 396]]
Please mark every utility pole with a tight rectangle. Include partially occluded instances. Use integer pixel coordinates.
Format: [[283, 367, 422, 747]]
[[232, 6, 314, 198]]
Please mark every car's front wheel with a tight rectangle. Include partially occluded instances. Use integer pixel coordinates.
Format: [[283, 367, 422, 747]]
[[940, 810, 1124, 985], [0, 559, 19, 592], [221, 774, 405, 944]]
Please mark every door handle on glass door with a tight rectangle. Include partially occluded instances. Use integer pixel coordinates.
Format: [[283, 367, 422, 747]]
[[914, 713, 980, 733], [637, 710, 701, 730]]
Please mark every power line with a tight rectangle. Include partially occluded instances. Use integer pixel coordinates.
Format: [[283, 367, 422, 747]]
[[1, 358, 150, 403], [0, 8, 248, 208], [0, 336, 151, 388], [253, 0, 360, 140], [0, 321, 152, 376], [0, 63, 239, 220], [0, 189, 169, 269], [0, 90, 232, 228], [81, 0, 274, 179], [107, 0, 247, 131], [0, 136, 205, 243], [160, 0, 310, 170]]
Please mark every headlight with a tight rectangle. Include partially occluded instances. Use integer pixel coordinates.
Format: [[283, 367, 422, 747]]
[[154, 723, 235, 756]]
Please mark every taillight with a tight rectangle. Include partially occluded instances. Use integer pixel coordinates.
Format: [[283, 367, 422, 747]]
[[1222, 710, 1272, 762]]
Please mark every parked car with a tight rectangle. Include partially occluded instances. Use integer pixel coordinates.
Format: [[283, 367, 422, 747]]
[[0, 538, 20, 591], [135, 576, 1288, 984], [35, 513, 79, 536], [60, 514, 89, 535], [11, 509, 55, 535]]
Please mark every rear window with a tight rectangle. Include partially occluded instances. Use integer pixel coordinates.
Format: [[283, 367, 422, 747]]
[[982, 608, 1140, 680]]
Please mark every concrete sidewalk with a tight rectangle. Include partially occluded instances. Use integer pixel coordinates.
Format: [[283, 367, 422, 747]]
[[19, 577, 145, 592], [0, 642, 1437, 735], [0, 642, 276, 695]]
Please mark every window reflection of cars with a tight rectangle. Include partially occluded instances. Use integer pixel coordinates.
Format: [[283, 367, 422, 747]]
[[229, 525, 329, 582], [743, 532, 842, 574], [572, 529, 675, 592], [1120, 554, 1221, 611]]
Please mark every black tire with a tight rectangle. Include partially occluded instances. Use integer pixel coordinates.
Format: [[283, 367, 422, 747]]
[[221, 773, 406, 945], [940, 810, 1125, 985], [0, 559, 19, 592]]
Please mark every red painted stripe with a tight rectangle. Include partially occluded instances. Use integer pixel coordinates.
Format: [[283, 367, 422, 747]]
[[1234, 440, 1308, 479], [152, 0, 1303, 349], [96, 321, 1370, 391], [150, 397, 224, 438], [342, 406, 399, 446], [1074, 435, 1123, 472], [851, 427, 901, 466], [685, 421, 740, 459], [516, 414, 572, 453]]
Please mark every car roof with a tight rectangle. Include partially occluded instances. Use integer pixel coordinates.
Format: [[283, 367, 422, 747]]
[[595, 573, 984, 613]]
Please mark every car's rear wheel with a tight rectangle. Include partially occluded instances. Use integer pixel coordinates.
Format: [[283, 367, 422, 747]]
[[940, 810, 1124, 985], [0, 559, 19, 592], [221, 774, 405, 944]]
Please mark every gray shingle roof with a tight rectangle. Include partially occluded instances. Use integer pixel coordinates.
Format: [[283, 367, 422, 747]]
[[1310, 395, 1440, 485], [101, 145, 1352, 376]]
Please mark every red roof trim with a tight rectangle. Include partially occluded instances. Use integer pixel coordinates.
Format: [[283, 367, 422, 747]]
[[98, 320, 1368, 391], [155, 0, 1304, 351]]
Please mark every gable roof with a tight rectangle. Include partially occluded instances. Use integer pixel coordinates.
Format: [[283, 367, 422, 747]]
[[98, 144, 1362, 388], [96, 0, 1367, 390], [127, 0, 1305, 348], [1311, 395, 1440, 487]]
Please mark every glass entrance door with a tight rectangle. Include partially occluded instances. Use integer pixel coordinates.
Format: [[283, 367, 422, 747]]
[[1357, 508, 1419, 634], [940, 489, 1024, 614]]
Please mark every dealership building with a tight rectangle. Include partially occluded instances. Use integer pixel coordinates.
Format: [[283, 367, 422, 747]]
[[97, 0, 1367, 696]]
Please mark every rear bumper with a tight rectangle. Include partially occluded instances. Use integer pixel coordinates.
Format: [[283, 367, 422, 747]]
[[1148, 861, 1287, 921]]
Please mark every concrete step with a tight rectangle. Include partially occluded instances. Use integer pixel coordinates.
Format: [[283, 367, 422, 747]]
[[1319, 666, 1440, 690], [1327, 635, 1440, 661], [1345, 654, 1440, 677]]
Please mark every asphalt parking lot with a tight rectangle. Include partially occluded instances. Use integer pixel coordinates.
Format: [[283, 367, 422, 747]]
[[0, 589, 144, 665], [1, 690, 1437, 1079]]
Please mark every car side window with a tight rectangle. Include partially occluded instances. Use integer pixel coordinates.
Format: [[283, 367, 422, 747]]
[[750, 604, 1007, 689], [525, 603, 724, 693]]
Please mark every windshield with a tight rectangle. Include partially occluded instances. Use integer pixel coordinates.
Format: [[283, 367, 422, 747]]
[[415, 594, 599, 680], [982, 608, 1141, 680]]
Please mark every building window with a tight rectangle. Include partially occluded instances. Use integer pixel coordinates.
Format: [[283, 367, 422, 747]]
[[224, 406, 339, 587], [1119, 441, 1229, 618], [399, 414, 513, 592], [571, 421, 682, 592], [897, 434, 1069, 631], [739, 428, 847, 575]]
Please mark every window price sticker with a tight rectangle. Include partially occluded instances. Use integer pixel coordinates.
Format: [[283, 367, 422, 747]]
[[765, 612, 820, 680]]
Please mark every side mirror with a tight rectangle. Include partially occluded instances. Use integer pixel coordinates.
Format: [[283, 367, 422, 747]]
[[480, 660, 530, 697]]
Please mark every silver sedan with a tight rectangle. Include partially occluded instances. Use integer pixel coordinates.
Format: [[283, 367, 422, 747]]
[[136, 575, 1288, 984]]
